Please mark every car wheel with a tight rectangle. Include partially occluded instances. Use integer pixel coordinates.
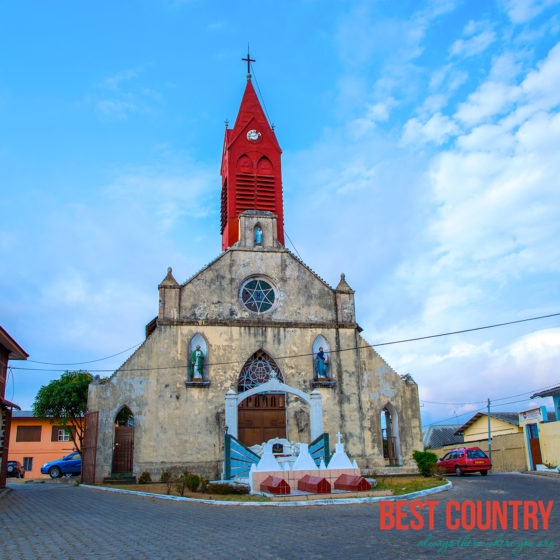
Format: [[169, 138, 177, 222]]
[[480, 470, 488, 476], [455, 466, 463, 476], [49, 466, 62, 479]]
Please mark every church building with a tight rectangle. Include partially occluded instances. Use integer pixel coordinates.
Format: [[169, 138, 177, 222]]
[[84, 63, 423, 483]]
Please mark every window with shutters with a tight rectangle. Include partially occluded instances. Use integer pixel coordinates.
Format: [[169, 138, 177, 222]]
[[16, 425, 41, 442], [51, 426, 71, 442]]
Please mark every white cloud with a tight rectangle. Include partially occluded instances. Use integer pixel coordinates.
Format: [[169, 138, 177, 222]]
[[503, 0, 560, 24], [402, 113, 460, 145], [450, 29, 496, 58]]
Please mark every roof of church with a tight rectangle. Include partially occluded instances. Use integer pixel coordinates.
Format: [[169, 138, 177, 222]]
[[176, 243, 335, 293], [224, 78, 280, 152]]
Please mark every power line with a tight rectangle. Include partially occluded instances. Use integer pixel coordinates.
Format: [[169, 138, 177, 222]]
[[371, 312, 560, 348], [26, 342, 143, 366], [422, 378, 560, 410], [10, 311, 559, 373]]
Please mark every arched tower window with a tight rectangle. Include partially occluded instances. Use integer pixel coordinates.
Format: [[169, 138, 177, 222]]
[[238, 349, 284, 392]]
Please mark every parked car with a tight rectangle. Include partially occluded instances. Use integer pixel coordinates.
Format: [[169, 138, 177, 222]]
[[6, 460, 25, 478], [437, 447, 492, 476], [40, 452, 82, 478]]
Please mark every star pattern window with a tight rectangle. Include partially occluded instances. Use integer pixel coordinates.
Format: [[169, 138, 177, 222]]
[[240, 278, 276, 313]]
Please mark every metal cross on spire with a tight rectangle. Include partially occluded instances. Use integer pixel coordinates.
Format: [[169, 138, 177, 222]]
[[242, 47, 255, 79]]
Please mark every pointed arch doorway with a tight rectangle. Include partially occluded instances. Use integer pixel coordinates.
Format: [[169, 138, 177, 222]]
[[112, 406, 134, 474], [236, 350, 286, 446]]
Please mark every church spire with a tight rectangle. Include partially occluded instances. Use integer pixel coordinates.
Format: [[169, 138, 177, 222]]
[[220, 54, 285, 251]]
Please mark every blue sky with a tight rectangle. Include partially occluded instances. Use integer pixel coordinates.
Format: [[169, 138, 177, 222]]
[[2, 0, 560, 430]]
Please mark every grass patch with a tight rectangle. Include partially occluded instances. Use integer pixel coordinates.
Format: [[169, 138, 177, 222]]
[[374, 476, 446, 496], [98, 476, 446, 501]]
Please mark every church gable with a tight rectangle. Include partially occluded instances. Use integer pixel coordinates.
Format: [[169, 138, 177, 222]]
[[159, 248, 339, 325]]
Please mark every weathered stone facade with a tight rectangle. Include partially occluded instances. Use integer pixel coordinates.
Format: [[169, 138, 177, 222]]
[[87, 211, 423, 481], [86, 75, 423, 482]]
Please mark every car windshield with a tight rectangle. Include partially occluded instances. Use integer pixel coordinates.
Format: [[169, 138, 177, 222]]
[[467, 449, 487, 459]]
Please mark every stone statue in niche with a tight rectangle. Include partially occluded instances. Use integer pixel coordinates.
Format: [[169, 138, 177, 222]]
[[190, 345, 204, 380], [314, 347, 328, 378]]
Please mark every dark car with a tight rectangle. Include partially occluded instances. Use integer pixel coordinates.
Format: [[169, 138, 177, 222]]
[[40, 452, 82, 478], [437, 446, 492, 476], [6, 460, 25, 478]]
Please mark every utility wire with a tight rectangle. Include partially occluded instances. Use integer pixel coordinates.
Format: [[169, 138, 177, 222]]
[[371, 312, 560, 348], [10, 311, 560, 373], [26, 342, 143, 366]]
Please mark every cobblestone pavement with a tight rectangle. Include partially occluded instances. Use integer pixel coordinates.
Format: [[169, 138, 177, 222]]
[[1, 473, 558, 559]]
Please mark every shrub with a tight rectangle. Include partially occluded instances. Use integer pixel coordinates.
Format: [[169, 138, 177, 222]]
[[160, 470, 171, 483], [185, 473, 201, 493], [412, 450, 438, 477], [138, 471, 152, 484], [175, 472, 188, 496], [206, 482, 250, 495], [199, 477, 210, 492]]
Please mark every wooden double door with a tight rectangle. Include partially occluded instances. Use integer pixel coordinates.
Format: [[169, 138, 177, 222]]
[[238, 393, 286, 447]]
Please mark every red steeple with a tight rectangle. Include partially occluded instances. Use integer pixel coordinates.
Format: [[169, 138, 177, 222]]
[[220, 67, 284, 250]]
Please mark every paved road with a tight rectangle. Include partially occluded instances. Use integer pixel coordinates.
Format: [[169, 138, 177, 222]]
[[1, 473, 558, 559]]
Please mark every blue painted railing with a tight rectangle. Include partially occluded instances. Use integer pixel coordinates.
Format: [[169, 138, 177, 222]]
[[223, 434, 261, 480], [309, 432, 330, 467]]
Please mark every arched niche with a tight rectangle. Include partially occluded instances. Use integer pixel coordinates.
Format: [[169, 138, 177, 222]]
[[312, 335, 331, 379], [187, 333, 209, 383], [254, 223, 263, 246], [237, 154, 253, 171], [257, 155, 273, 173]]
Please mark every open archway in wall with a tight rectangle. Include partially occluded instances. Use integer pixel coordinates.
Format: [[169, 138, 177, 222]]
[[380, 403, 402, 466], [237, 350, 286, 446], [112, 406, 134, 475]]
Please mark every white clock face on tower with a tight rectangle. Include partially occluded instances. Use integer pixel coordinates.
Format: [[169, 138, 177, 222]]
[[246, 129, 262, 142]]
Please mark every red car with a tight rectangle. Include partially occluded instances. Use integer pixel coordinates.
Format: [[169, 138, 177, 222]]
[[437, 447, 492, 476]]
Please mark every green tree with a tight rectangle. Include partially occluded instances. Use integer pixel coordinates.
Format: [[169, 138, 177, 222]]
[[33, 370, 93, 454]]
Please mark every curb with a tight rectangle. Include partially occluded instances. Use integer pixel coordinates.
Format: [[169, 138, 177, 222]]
[[80, 480, 452, 507]]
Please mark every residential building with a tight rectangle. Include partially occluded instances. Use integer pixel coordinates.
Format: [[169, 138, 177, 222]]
[[0, 325, 28, 488], [8, 411, 82, 478]]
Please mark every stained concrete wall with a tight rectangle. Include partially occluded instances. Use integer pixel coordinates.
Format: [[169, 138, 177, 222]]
[[87, 214, 423, 481]]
